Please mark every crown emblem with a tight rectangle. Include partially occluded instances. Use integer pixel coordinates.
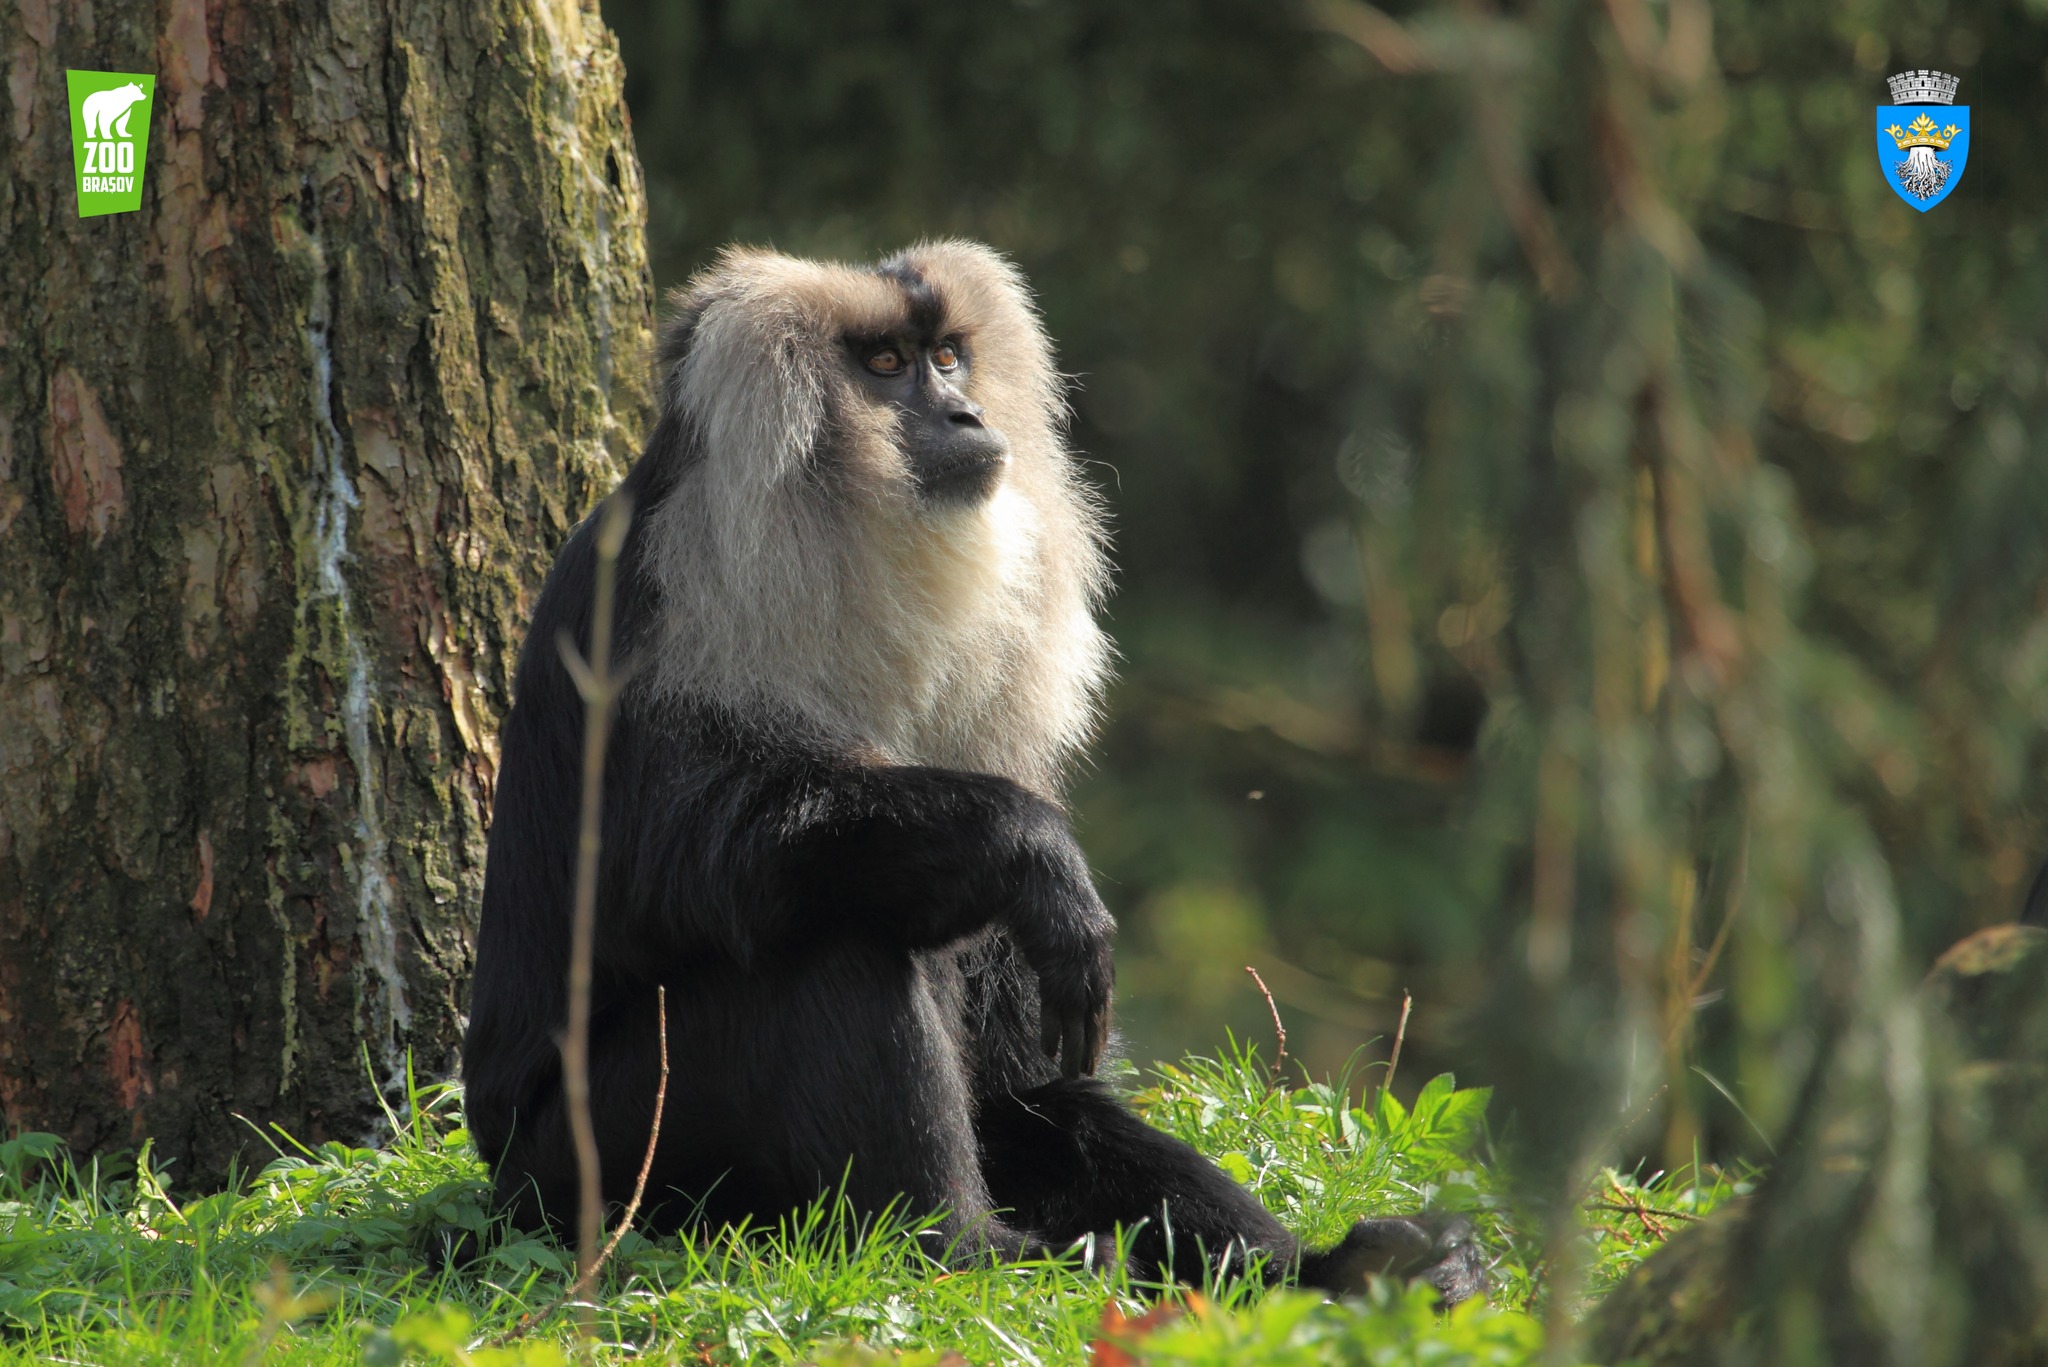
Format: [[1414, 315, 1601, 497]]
[[1877, 69, 1968, 209], [1887, 112, 1960, 151], [1886, 69, 1960, 104]]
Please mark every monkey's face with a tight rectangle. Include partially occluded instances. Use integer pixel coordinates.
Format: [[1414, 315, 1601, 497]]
[[661, 242, 1066, 527], [845, 332, 1011, 506], [647, 241, 1110, 784]]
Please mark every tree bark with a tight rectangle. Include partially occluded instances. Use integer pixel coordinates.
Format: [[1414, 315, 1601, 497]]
[[0, 0, 652, 1184]]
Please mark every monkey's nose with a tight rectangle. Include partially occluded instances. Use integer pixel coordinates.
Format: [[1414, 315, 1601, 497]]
[[947, 404, 987, 429]]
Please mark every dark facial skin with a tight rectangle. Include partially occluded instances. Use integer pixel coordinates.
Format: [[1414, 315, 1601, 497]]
[[848, 334, 1011, 503]]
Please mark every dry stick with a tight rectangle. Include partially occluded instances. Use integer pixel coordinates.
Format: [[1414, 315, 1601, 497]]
[[1684, 826, 1750, 1008], [1372, 990, 1413, 1113], [1591, 1200, 1701, 1226], [1243, 966, 1288, 1086], [583, 985, 671, 1283], [556, 493, 633, 1340], [499, 986, 670, 1344], [1602, 1171, 1687, 1240], [1304, 0, 1433, 74]]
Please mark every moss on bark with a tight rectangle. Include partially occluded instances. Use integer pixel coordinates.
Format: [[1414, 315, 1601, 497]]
[[0, 0, 651, 1181]]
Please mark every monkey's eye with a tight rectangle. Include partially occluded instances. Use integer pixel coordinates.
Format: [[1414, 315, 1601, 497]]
[[931, 341, 962, 372], [865, 348, 905, 377]]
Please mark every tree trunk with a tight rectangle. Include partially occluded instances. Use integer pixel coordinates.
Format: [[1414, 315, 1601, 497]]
[[0, 0, 652, 1184]]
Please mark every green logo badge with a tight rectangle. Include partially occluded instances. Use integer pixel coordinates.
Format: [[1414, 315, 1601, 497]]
[[67, 70, 155, 218]]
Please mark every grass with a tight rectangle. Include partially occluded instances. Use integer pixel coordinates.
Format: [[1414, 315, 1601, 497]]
[[0, 1044, 1746, 1364]]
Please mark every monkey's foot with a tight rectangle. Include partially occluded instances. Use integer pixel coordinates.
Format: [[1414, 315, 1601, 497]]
[[1298, 1213, 1485, 1307]]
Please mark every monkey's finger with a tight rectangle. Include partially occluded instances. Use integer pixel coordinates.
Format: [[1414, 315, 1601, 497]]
[[1060, 1011, 1089, 1080], [1085, 1008, 1108, 1076], [1041, 1004, 1062, 1060]]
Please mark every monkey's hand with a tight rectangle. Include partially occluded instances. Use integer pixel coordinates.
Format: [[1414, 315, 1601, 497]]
[[758, 761, 1115, 1072], [1004, 821, 1116, 1080], [1029, 910, 1114, 1081]]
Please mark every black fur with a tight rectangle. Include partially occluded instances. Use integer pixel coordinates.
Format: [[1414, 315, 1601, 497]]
[[461, 277, 1484, 1302], [875, 256, 948, 337]]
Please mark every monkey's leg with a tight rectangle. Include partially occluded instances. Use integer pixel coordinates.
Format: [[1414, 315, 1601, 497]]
[[481, 982, 723, 1237], [747, 945, 1037, 1259], [519, 947, 1052, 1267], [975, 1077, 1295, 1285], [975, 1079, 1483, 1302]]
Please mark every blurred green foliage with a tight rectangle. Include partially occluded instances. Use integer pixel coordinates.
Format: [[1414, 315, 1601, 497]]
[[598, 2, 2048, 1355], [599, 0, 2048, 1060]]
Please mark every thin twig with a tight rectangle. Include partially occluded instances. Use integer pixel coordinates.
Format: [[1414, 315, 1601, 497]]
[[1590, 1200, 1702, 1225], [1372, 990, 1413, 1112], [1600, 1171, 1690, 1240], [583, 985, 670, 1284], [1304, 0, 1433, 74], [1244, 966, 1288, 1086], [1685, 826, 1750, 1006], [499, 985, 670, 1344], [557, 493, 633, 1338], [1463, 2, 1580, 299]]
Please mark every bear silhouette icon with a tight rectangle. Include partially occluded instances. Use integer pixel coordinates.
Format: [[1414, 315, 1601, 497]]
[[81, 83, 148, 139]]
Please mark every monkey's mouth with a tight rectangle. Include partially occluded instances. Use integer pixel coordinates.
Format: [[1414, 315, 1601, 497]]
[[914, 429, 1011, 505]]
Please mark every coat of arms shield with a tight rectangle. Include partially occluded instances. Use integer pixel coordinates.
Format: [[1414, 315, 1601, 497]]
[[1878, 69, 1968, 212]]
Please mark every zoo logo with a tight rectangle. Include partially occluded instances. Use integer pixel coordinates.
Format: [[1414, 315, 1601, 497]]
[[1877, 69, 1969, 213], [67, 70, 155, 219]]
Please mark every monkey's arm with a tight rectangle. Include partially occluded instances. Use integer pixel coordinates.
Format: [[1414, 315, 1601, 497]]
[[599, 712, 1115, 1076]]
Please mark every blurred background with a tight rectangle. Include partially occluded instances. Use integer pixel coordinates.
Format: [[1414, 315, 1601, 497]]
[[595, 0, 2048, 1164]]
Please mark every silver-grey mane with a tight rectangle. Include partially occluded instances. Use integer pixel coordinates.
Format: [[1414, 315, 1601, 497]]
[[638, 240, 1112, 798]]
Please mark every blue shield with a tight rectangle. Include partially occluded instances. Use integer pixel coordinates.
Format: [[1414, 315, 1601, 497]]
[[1877, 105, 1969, 211]]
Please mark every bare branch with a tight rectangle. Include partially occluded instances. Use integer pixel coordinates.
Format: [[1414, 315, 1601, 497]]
[[1372, 990, 1414, 1113], [1244, 965, 1289, 1087], [556, 632, 599, 702], [1303, 0, 1432, 74], [581, 984, 670, 1289], [559, 492, 633, 1338], [499, 984, 669, 1345]]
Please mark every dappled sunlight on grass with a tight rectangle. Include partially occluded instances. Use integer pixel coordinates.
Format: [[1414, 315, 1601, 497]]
[[0, 1047, 1740, 1363]]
